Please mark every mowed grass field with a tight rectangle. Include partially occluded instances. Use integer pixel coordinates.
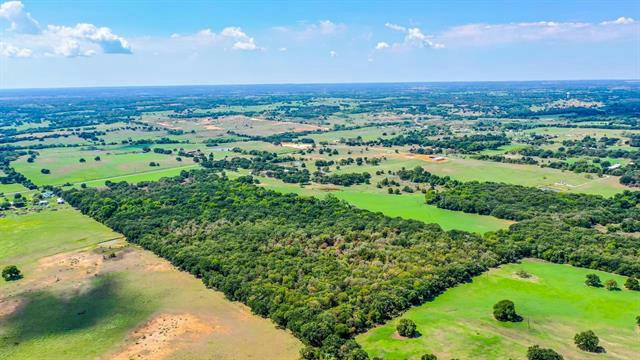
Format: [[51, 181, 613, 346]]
[[357, 259, 640, 360], [12, 147, 196, 186], [0, 207, 302, 360], [228, 171, 513, 233]]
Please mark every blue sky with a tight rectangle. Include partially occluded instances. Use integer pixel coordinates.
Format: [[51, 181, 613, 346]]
[[1, 0, 638, 88]]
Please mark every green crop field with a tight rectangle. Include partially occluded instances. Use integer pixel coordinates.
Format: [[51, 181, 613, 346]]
[[357, 259, 640, 360]]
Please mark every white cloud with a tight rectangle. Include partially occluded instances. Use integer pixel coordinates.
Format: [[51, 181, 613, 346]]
[[379, 17, 637, 50], [0, 1, 132, 57], [600, 16, 635, 25], [0, 1, 40, 34], [47, 38, 95, 57], [384, 23, 406, 32], [221, 26, 258, 51], [375, 41, 390, 50], [47, 23, 132, 54], [329, 50, 337, 57], [158, 27, 259, 52], [438, 18, 639, 47], [0, 41, 31, 57], [279, 47, 287, 51], [383, 23, 444, 49]]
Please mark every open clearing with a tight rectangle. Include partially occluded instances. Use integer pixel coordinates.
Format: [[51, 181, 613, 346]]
[[334, 154, 627, 197], [0, 207, 301, 360], [12, 147, 196, 186], [357, 259, 640, 360], [228, 171, 513, 233]]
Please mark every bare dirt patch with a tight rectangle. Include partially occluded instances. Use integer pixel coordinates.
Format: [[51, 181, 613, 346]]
[[109, 313, 220, 360], [0, 298, 24, 317], [281, 142, 312, 149], [392, 152, 449, 163]]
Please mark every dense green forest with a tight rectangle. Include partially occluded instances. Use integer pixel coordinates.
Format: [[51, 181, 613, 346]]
[[63, 169, 640, 358]]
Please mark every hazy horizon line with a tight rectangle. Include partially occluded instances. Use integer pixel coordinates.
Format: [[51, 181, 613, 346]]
[[1, 78, 639, 92]]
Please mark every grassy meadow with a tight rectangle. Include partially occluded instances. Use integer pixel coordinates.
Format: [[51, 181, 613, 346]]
[[12, 147, 197, 186], [357, 259, 640, 360], [227, 171, 513, 233], [0, 207, 302, 360]]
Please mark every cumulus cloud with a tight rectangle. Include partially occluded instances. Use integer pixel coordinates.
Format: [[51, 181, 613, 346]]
[[601, 16, 635, 25], [383, 23, 444, 49], [0, 41, 32, 57], [0, 1, 40, 34], [379, 17, 637, 50], [164, 27, 260, 51], [221, 26, 258, 51], [329, 50, 337, 57], [47, 23, 131, 54], [0, 1, 131, 57], [375, 41, 390, 50]]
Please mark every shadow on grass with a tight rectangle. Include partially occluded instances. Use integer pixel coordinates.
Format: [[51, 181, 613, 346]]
[[0, 274, 140, 346]]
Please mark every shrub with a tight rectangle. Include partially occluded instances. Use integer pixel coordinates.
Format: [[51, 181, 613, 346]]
[[574, 330, 599, 352], [421, 354, 437, 360], [40, 168, 51, 174], [516, 269, 532, 278], [396, 319, 418, 337], [493, 299, 521, 322], [604, 279, 619, 291], [624, 277, 640, 291], [2, 265, 23, 281], [527, 345, 563, 360], [585, 274, 601, 287]]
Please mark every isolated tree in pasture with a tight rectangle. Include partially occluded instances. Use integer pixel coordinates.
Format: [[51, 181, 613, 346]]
[[574, 330, 599, 352], [396, 319, 418, 337], [604, 279, 619, 291], [40, 168, 50, 174], [624, 277, 640, 291], [2, 265, 22, 281], [527, 345, 563, 360], [585, 274, 601, 287], [493, 299, 521, 322]]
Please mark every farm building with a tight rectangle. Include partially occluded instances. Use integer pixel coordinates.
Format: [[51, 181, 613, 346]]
[[57, 198, 65, 204]]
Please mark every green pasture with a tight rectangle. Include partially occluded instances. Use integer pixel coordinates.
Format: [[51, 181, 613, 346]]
[[358, 259, 640, 360], [12, 147, 196, 186], [0, 207, 120, 268], [228, 172, 512, 233]]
